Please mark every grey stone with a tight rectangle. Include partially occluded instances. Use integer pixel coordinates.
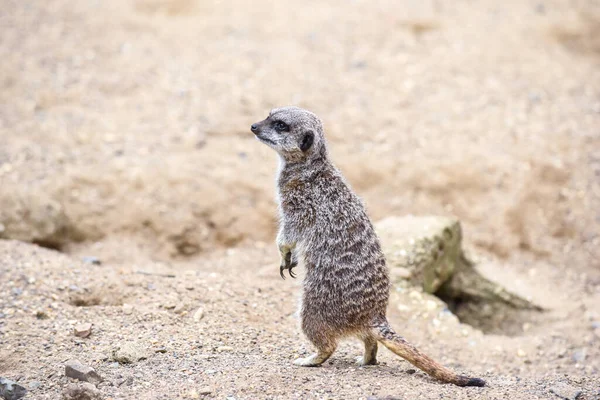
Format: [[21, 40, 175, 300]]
[[111, 342, 147, 364], [0, 377, 27, 400], [572, 348, 587, 363], [62, 382, 102, 400], [64, 360, 102, 384], [28, 381, 42, 390], [550, 382, 582, 400], [82, 256, 101, 265]]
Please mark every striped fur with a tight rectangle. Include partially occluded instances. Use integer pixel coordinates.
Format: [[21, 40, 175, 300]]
[[251, 106, 485, 387]]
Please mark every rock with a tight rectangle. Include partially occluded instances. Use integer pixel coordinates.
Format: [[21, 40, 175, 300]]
[[376, 216, 542, 309], [35, 310, 49, 320], [198, 387, 212, 395], [173, 303, 186, 314], [82, 256, 101, 265], [111, 342, 148, 364], [217, 346, 233, 353], [122, 304, 133, 315], [572, 348, 587, 363], [517, 349, 526, 357], [0, 377, 27, 400], [376, 216, 463, 292], [549, 382, 582, 400], [62, 382, 102, 400], [28, 381, 42, 390], [74, 323, 92, 338], [193, 307, 204, 322], [0, 186, 76, 249], [64, 360, 102, 384]]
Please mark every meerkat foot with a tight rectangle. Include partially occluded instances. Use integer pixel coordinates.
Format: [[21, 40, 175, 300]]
[[356, 336, 378, 366], [355, 355, 378, 366], [294, 351, 332, 367]]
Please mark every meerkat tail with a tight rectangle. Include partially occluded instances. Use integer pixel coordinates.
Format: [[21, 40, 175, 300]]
[[372, 322, 486, 387]]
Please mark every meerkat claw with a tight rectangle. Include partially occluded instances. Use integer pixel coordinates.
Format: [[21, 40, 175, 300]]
[[280, 264, 287, 280], [289, 266, 297, 279]]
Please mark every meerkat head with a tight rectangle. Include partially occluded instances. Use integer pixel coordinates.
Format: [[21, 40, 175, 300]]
[[250, 106, 326, 163]]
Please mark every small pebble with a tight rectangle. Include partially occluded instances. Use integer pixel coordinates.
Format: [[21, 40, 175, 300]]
[[62, 382, 102, 400], [35, 311, 48, 320], [572, 348, 587, 363], [173, 303, 185, 314], [193, 308, 204, 322], [111, 342, 147, 364], [74, 323, 92, 338], [28, 381, 42, 390], [82, 256, 101, 265], [64, 360, 102, 384], [122, 304, 133, 315], [198, 387, 212, 395]]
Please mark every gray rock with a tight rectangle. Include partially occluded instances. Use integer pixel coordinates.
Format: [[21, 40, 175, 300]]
[[572, 348, 587, 363], [0, 377, 27, 400], [28, 381, 42, 390], [64, 360, 102, 384], [111, 342, 147, 364], [550, 382, 582, 400], [62, 382, 102, 400], [82, 256, 101, 265]]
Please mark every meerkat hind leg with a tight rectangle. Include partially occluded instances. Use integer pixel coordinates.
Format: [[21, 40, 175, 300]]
[[356, 336, 378, 366]]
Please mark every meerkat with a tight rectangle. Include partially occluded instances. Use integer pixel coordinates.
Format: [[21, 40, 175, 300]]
[[250, 106, 485, 387]]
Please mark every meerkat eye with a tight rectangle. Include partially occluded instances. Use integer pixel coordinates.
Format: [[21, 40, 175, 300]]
[[273, 121, 289, 132]]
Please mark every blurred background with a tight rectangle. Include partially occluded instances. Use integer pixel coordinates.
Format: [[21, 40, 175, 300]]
[[1, 0, 599, 269], [1, 1, 600, 398]]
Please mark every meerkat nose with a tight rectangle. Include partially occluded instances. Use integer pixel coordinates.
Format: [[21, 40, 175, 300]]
[[251, 124, 259, 133]]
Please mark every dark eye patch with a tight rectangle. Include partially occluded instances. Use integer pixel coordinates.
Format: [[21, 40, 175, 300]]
[[272, 120, 289, 132]]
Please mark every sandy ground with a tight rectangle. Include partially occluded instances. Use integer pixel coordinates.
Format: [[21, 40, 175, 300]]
[[1, 0, 600, 399]]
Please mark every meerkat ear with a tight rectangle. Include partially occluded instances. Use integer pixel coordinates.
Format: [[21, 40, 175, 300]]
[[300, 130, 314, 152]]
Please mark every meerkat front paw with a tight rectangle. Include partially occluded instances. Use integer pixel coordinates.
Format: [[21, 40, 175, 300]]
[[279, 251, 298, 279], [280, 261, 297, 279]]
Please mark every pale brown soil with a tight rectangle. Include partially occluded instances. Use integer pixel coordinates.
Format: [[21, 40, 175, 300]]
[[1, 0, 600, 399]]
